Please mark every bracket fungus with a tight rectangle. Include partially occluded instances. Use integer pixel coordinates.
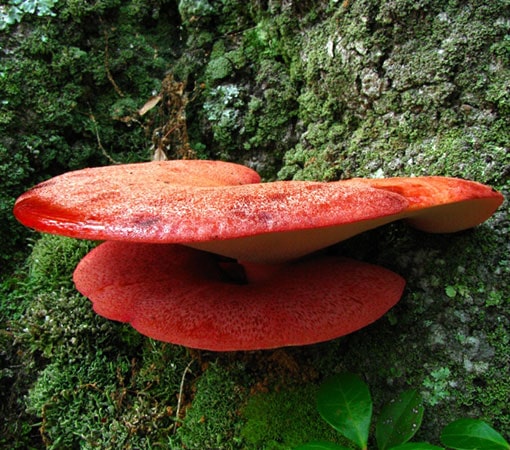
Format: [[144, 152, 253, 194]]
[[347, 176, 504, 233], [73, 241, 405, 351], [13, 160, 504, 351]]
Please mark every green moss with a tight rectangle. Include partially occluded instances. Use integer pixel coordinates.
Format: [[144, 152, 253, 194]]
[[277, 0, 510, 182], [28, 235, 96, 290], [460, 325, 510, 431], [0, 145, 33, 271], [201, 53, 299, 174], [278, 141, 343, 181], [178, 0, 215, 27], [203, 84, 245, 157], [27, 341, 189, 449], [206, 55, 236, 82], [241, 386, 342, 449], [243, 59, 298, 149], [12, 235, 126, 362], [422, 367, 453, 407], [174, 362, 245, 449], [27, 352, 131, 449]]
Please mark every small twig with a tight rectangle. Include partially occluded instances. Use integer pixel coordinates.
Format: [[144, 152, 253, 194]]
[[89, 111, 121, 164], [173, 359, 194, 433], [102, 24, 124, 97], [163, 123, 180, 140]]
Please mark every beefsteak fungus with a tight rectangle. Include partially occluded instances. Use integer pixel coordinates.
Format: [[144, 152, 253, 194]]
[[13, 160, 504, 350], [73, 241, 406, 351]]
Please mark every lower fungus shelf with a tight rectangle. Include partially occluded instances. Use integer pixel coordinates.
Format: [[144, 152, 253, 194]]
[[73, 241, 406, 351]]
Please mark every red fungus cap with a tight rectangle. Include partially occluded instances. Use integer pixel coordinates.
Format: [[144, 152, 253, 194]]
[[14, 162, 408, 263], [73, 241, 406, 351], [349, 176, 504, 233]]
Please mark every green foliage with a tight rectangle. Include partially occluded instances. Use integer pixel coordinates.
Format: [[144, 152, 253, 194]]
[[390, 444, 442, 450], [376, 390, 425, 450], [296, 443, 351, 450], [298, 373, 510, 450], [317, 374, 372, 450], [441, 419, 510, 450]]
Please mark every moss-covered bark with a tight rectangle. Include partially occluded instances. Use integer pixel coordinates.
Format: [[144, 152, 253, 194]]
[[1, 0, 508, 448]]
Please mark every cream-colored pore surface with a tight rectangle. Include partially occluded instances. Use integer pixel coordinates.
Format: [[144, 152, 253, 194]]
[[186, 215, 401, 263]]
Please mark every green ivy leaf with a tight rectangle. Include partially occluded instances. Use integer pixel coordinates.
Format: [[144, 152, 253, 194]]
[[440, 419, 510, 450], [390, 443, 444, 450], [376, 389, 424, 450], [295, 441, 352, 450], [317, 373, 372, 450]]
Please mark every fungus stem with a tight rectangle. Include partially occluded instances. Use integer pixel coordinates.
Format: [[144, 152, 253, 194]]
[[240, 261, 286, 283]]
